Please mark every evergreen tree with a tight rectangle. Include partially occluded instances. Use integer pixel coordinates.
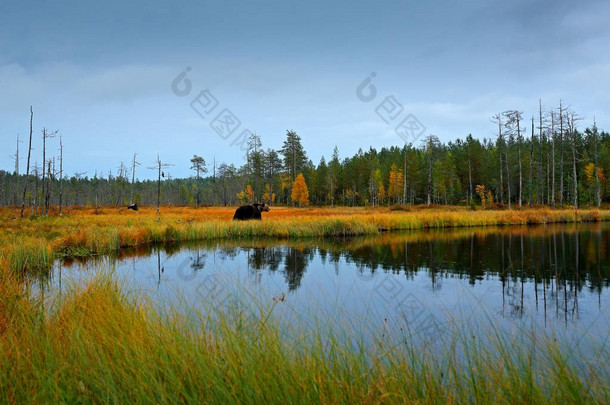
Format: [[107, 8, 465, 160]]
[[280, 130, 308, 182], [314, 157, 329, 205], [190, 155, 207, 206]]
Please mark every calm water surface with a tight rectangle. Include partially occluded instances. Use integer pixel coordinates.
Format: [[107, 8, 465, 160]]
[[46, 222, 610, 350]]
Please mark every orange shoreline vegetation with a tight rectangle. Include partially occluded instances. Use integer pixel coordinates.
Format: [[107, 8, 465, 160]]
[[54, 222, 606, 266], [1, 205, 609, 275]]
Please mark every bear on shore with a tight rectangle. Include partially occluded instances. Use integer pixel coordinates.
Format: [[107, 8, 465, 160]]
[[232, 203, 270, 220]]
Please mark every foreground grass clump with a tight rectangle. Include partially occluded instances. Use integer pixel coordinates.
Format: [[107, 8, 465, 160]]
[[2, 205, 610, 274], [0, 273, 607, 404]]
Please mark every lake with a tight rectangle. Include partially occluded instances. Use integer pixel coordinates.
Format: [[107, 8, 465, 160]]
[[44, 222, 610, 352]]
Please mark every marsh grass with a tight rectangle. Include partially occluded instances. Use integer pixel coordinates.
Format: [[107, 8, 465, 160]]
[[1, 207, 608, 402], [7, 241, 55, 276], [2, 206, 610, 275], [0, 270, 607, 404]]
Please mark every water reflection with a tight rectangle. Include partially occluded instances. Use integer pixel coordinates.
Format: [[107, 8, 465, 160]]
[[227, 224, 610, 291], [48, 223, 610, 331]]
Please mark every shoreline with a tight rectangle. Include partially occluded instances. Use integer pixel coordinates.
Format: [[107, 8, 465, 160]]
[[2, 206, 610, 274]]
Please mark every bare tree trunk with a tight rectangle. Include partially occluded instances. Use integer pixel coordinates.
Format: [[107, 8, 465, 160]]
[[45, 159, 52, 214], [559, 101, 564, 207], [94, 174, 99, 213], [20, 106, 33, 218], [196, 165, 201, 206], [427, 152, 433, 206], [517, 117, 523, 208], [529, 117, 534, 207], [130, 153, 139, 204], [12, 134, 20, 207], [572, 133, 578, 209], [41, 128, 57, 216], [59, 136, 63, 216], [506, 147, 511, 210], [493, 114, 504, 204], [14, 135, 20, 177], [42, 128, 46, 215], [468, 146, 473, 205], [551, 111, 556, 206], [402, 144, 407, 205], [33, 165, 39, 215], [547, 156, 550, 205], [157, 157, 161, 215], [499, 149, 503, 204], [149, 155, 172, 215], [569, 115, 578, 209], [538, 100, 544, 204]]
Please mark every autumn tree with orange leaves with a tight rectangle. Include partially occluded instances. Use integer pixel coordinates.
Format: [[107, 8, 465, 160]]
[[387, 163, 404, 204], [291, 173, 309, 206], [262, 184, 276, 204], [236, 185, 255, 204]]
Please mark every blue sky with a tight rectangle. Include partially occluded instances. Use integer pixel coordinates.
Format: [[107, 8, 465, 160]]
[[1, 0, 609, 179]]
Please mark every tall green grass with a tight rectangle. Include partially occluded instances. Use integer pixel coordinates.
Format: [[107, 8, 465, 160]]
[[7, 242, 55, 277], [0, 272, 607, 404]]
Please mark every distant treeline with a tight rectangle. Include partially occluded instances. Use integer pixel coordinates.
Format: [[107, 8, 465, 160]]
[[2, 102, 609, 212]]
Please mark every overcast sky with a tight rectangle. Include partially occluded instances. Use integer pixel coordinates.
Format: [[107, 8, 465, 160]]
[[1, 0, 609, 179]]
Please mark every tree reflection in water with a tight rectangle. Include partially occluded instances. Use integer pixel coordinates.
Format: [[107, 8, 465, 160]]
[[51, 223, 609, 324], [212, 223, 609, 321]]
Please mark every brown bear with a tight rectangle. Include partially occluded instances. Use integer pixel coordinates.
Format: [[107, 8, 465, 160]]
[[232, 203, 270, 220]]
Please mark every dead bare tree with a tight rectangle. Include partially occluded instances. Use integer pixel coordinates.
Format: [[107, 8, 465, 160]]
[[45, 159, 52, 214], [130, 153, 140, 205], [148, 155, 173, 215], [14, 134, 20, 176], [59, 136, 64, 215], [538, 100, 545, 204], [41, 128, 58, 216], [491, 114, 505, 204], [41, 129, 47, 214], [11, 134, 21, 206], [528, 116, 534, 208], [559, 101, 565, 207], [402, 143, 408, 205], [116, 162, 129, 207], [505, 133, 512, 210], [20, 106, 33, 218], [33, 163, 40, 215], [551, 110, 556, 206], [567, 111, 582, 209]]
